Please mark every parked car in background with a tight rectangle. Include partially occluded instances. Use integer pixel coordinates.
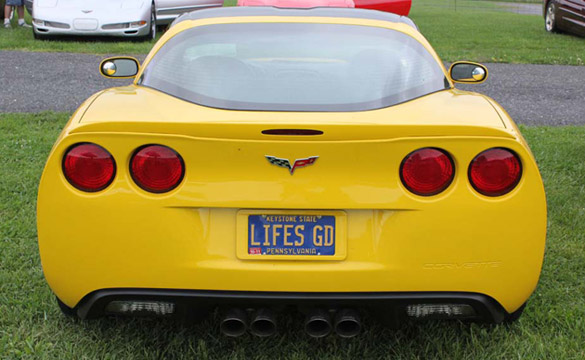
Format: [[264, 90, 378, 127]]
[[237, 0, 410, 15], [29, 0, 223, 40], [156, 0, 223, 26], [238, 0, 354, 8], [32, 0, 158, 40], [354, 0, 410, 15], [544, 0, 585, 37]]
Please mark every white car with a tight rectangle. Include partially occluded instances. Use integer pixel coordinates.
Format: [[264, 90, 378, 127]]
[[31, 0, 222, 40]]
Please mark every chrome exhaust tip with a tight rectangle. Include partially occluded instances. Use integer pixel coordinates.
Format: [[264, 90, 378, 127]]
[[249, 308, 277, 337], [334, 309, 361, 338], [220, 308, 247, 337], [305, 308, 332, 338]]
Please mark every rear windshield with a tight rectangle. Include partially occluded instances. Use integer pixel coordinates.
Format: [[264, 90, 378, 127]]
[[140, 23, 448, 112]]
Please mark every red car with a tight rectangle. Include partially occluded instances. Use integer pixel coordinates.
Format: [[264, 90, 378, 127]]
[[237, 0, 411, 16], [354, 0, 410, 15], [238, 0, 355, 8]]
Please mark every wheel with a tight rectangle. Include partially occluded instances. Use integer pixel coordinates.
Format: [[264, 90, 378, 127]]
[[56, 297, 78, 318], [504, 302, 526, 323], [141, 4, 157, 41], [33, 31, 49, 40], [545, 1, 559, 33], [156, 24, 168, 33]]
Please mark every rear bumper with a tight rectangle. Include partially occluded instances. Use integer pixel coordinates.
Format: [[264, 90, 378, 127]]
[[75, 288, 509, 323]]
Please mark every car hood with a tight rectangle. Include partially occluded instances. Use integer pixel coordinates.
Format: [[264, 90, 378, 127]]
[[36, 0, 145, 10], [74, 86, 513, 140]]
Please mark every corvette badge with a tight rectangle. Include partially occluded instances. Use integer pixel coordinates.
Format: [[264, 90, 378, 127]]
[[265, 155, 319, 175]]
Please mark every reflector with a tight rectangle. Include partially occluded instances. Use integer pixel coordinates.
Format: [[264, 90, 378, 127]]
[[406, 304, 476, 319], [105, 301, 175, 316]]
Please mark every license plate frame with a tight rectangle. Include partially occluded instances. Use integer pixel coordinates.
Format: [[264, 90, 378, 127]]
[[236, 210, 347, 261]]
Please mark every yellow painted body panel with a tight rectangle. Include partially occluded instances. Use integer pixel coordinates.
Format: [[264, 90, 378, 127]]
[[37, 14, 546, 314]]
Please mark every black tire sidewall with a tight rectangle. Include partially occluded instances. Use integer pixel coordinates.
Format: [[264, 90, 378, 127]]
[[150, 5, 156, 40]]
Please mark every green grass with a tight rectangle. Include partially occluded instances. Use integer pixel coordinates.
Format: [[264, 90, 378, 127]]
[[0, 1, 584, 65], [413, 0, 585, 65], [1, 112, 585, 359]]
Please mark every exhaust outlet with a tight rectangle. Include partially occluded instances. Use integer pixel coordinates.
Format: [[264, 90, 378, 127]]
[[334, 309, 361, 338], [249, 308, 277, 337], [305, 308, 332, 338], [220, 308, 247, 337]]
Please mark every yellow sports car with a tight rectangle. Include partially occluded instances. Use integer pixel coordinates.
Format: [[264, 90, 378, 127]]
[[37, 7, 547, 338]]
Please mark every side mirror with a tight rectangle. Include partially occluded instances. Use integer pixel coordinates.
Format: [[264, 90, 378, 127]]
[[99, 57, 140, 79], [449, 62, 488, 84]]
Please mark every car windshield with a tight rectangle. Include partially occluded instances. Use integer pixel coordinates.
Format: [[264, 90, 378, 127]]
[[140, 23, 448, 112]]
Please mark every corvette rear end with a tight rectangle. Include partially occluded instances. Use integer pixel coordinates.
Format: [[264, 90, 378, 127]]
[[37, 7, 546, 337]]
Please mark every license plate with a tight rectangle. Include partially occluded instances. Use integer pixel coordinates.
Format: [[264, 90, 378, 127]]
[[248, 214, 335, 256]]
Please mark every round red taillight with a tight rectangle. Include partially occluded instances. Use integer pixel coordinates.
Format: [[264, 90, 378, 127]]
[[130, 145, 184, 193], [400, 148, 454, 196], [469, 148, 522, 196], [63, 143, 116, 192]]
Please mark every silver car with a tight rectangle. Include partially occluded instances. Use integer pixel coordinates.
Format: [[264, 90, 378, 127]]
[[30, 0, 222, 40], [156, 0, 223, 25]]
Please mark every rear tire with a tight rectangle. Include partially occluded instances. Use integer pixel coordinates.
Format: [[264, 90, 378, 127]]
[[140, 5, 157, 42], [33, 31, 49, 40], [156, 24, 168, 33], [504, 302, 526, 323], [56, 297, 78, 318], [545, 1, 559, 33]]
